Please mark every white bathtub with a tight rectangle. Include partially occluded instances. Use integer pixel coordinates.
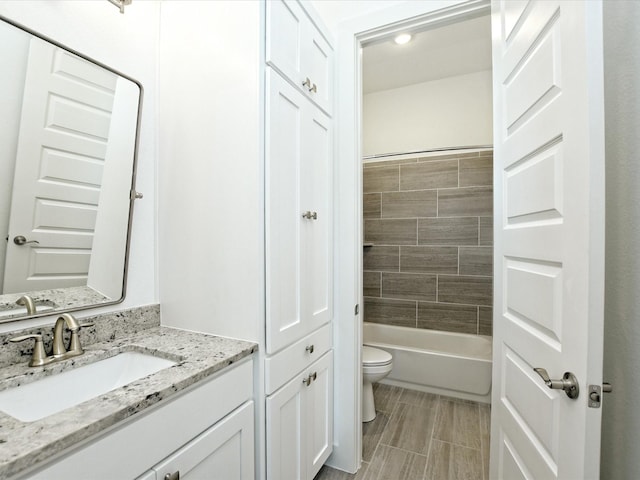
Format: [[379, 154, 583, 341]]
[[363, 322, 492, 403]]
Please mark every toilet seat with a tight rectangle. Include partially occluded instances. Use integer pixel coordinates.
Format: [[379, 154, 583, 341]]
[[362, 346, 392, 367]]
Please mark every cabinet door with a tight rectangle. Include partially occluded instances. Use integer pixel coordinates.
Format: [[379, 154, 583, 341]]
[[306, 351, 333, 480], [266, 372, 307, 480], [301, 22, 332, 115], [266, 0, 333, 116], [266, 70, 333, 354], [151, 401, 254, 480], [266, 0, 305, 88], [301, 103, 332, 335], [266, 70, 305, 354]]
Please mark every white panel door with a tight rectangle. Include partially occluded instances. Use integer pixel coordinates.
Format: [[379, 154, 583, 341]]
[[266, 371, 306, 480], [151, 401, 255, 480], [490, 1, 605, 479], [307, 351, 333, 480], [3, 38, 116, 293]]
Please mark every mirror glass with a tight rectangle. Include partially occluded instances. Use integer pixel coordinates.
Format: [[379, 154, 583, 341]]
[[0, 17, 141, 323]]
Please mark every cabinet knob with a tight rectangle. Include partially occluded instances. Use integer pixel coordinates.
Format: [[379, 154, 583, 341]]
[[303, 375, 312, 387], [164, 472, 180, 480], [305, 344, 314, 354], [302, 77, 312, 89], [302, 211, 318, 220], [309, 83, 317, 93]]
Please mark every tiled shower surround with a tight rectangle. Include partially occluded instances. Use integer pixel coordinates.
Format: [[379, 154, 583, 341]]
[[363, 150, 493, 336]]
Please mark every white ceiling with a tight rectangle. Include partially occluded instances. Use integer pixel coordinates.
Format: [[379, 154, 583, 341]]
[[363, 15, 492, 94]]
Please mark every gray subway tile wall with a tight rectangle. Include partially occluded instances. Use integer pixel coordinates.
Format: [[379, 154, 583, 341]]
[[364, 219, 417, 245], [382, 190, 437, 218], [381, 273, 437, 302], [363, 150, 494, 336], [418, 217, 479, 245]]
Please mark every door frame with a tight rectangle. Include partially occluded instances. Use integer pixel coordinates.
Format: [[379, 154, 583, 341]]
[[330, 0, 490, 472]]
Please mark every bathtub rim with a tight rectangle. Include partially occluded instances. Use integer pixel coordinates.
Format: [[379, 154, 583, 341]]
[[363, 322, 493, 362]]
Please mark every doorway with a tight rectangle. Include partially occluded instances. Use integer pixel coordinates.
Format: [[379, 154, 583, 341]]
[[330, 0, 607, 478]]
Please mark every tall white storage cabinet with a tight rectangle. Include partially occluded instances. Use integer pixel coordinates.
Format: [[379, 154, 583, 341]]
[[265, 1, 334, 479]]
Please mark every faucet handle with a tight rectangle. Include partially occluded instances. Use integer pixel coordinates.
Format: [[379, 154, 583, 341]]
[[10, 334, 49, 367], [67, 322, 94, 356]]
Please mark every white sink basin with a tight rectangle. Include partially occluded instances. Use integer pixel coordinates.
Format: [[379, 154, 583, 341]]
[[0, 351, 176, 422]]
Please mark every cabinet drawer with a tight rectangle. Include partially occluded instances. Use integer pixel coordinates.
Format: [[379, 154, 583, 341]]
[[265, 323, 331, 394]]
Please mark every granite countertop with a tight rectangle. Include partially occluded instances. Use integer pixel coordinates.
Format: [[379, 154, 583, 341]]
[[0, 326, 257, 479]]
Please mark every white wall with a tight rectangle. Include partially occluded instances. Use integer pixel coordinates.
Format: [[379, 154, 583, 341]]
[[0, 0, 159, 332], [601, 2, 640, 478], [157, 1, 263, 342], [310, 0, 406, 34], [363, 69, 493, 156]]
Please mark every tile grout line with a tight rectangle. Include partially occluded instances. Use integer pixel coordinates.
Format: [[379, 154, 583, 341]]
[[422, 395, 441, 480], [432, 438, 483, 452], [368, 387, 403, 467]]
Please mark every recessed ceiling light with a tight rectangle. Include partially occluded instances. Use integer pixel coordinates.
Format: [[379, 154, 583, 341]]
[[394, 33, 412, 45]]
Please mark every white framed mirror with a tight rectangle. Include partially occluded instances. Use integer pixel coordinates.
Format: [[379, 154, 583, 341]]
[[0, 15, 142, 323]]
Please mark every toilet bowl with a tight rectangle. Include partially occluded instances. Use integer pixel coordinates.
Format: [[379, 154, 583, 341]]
[[362, 346, 393, 422]]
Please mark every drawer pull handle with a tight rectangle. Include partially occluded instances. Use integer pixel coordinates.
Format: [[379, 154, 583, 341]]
[[303, 372, 317, 386], [165, 472, 180, 480], [302, 77, 318, 93], [305, 345, 314, 354]]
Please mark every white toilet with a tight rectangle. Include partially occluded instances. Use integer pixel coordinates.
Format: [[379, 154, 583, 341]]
[[362, 346, 393, 422]]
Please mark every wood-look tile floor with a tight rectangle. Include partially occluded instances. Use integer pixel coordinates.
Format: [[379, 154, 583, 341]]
[[315, 384, 491, 480]]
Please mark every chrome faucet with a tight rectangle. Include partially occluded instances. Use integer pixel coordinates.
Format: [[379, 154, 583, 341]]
[[9, 313, 94, 367], [16, 295, 36, 315]]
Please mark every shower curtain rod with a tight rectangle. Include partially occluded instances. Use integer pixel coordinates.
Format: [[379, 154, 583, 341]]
[[362, 144, 493, 160]]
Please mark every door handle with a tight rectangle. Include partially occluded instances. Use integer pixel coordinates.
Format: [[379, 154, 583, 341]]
[[13, 235, 39, 246], [533, 368, 580, 399]]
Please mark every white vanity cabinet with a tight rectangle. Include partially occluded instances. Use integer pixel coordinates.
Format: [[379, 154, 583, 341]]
[[266, 351, 333, 480], [266, 0, 333, 115], [17, 359, 255, 480]]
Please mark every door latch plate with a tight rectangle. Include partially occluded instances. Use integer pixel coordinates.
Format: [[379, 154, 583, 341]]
[[588, 385, 601, 408]]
